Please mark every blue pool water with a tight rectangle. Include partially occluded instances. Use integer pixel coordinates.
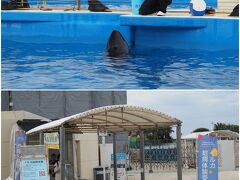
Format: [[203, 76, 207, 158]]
[[2, 40, 238, 89]]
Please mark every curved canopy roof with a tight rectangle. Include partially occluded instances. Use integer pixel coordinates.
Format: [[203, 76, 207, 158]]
[[27, 105, 181, 135]]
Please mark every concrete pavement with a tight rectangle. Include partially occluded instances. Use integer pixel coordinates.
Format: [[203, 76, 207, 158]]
[[126, 170, 239, 180]]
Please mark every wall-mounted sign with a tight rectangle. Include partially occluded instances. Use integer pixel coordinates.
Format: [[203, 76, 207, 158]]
[[21, 158, 49, 180], [198, 135, 218, 180], [44, 133, 59, 149]]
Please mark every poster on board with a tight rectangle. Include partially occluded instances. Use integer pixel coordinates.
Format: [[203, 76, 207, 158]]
[[21, 158, 49, 180], [44, 132, 59, 149], [198, 135, 218, 180]]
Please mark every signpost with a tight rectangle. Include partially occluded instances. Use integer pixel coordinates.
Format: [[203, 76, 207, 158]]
[[99, 132, 108, 180], [198, 135, 218, 180]]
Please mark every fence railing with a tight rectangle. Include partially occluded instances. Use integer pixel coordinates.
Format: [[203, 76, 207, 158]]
[[27, 0, 218, 10], [127, 140, 197, 172]]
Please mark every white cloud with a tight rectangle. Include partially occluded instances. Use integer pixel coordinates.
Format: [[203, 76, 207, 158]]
[[127, 90, 239, 135]]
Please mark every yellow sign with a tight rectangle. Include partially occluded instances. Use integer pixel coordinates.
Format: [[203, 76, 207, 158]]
[[44, 133, 59, 149]]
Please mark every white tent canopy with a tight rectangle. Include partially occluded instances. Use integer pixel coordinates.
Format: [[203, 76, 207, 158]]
[[182, 130, 239, 140], [27, 105, 181, 134]]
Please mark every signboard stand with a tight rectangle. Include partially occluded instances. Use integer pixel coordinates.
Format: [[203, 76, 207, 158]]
[[19, 145, 50, 180]]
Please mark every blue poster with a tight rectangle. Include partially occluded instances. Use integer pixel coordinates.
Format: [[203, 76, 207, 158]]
[[198, 135, 218, 180], [21, 158, 49, 180], [111, 153, 127, 168], [15, 130, 26, 180]]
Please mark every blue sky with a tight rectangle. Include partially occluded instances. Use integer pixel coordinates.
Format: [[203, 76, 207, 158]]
[[127, 90, 239, 136]]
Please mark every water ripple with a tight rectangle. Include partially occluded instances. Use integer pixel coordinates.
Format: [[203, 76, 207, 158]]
[[1, 41, 239, 89]]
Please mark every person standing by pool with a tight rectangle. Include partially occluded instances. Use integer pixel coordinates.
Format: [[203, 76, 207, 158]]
[[139, 0, 172, 16]]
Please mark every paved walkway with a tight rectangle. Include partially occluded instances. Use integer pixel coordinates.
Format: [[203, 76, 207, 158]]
[[126, 170, 239, 180]]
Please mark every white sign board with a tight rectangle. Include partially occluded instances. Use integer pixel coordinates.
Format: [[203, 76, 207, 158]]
[[21, 158, 49, 180]]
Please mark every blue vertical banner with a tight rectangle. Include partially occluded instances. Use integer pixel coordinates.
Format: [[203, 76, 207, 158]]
[[198, 135, 218, 180], [15, 130, 26, 180]]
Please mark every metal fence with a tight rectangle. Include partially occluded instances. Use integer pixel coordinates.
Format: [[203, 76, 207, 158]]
[[127, 140, 197, 172]]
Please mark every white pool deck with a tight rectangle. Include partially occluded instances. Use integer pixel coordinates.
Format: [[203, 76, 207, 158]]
[[7, 8, 235, 18], [126, 170, 239, 180]]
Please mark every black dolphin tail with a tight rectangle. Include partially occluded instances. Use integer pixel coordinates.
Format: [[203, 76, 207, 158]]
[[107, 30, 130, 57]]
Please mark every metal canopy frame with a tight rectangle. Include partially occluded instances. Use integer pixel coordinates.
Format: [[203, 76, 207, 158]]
[[27, 105, 182, 180]]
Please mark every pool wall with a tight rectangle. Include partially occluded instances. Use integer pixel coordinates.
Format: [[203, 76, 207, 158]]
[[121, 15, 239, 51], [1, 12, 131, 49], [2, 11, 239, 51]]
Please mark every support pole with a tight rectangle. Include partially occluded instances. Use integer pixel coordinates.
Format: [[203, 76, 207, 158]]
[[43, 0, 47, 9], [39, 132, 44, 145], [149, 144, 153, 173], [60, 126, 66, 180], [113, 133, 117, 180], [77, 0, 80, 10], [176, 124, 182, 180], [140, 130, 145, 180]]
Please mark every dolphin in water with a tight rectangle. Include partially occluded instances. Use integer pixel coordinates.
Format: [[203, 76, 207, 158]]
[[106, 30, 130, 57]]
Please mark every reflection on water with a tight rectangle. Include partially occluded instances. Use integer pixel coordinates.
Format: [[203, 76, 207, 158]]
[[1, 40, 239, 89]]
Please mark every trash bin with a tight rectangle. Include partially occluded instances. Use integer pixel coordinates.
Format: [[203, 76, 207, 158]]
[[189, 0, 206, 16], [93, 167, 110, 180]]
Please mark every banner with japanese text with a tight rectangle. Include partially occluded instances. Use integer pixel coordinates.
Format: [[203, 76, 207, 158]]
[[198, 135, 218, 180]]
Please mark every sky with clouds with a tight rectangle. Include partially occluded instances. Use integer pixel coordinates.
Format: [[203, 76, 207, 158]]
[[127, 90, 239, 136]]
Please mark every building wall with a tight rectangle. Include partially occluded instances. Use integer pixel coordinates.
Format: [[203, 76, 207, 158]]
[[74, 133, 99, 180], [218, 140, 236, 171], [2, 91, 127, 120]]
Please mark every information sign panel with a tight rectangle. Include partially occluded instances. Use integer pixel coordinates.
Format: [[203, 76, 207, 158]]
[[21, 158, 49, 180]]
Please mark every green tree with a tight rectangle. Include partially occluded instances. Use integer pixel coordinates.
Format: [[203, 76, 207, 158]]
[[192, 128, 210, 133], [145, 127, 173, 143], [214, 123, 239, 133]]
